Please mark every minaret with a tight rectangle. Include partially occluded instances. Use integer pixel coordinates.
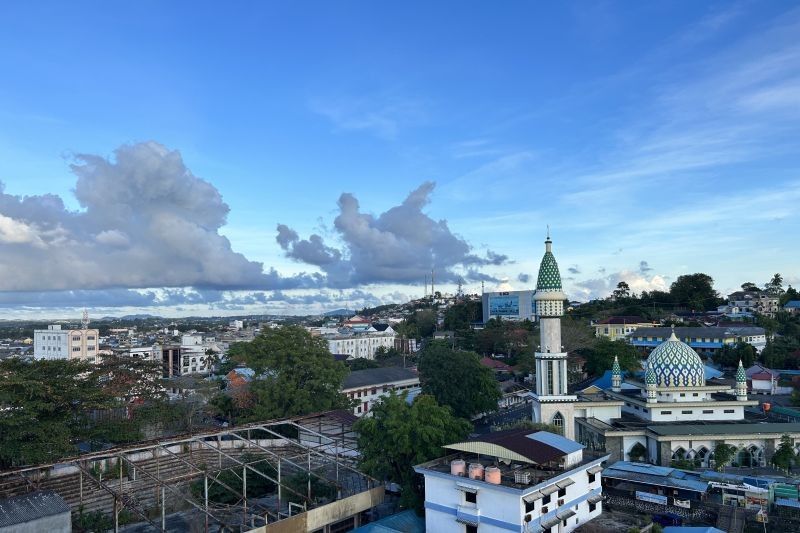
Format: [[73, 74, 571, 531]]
[[645, 365, 657, 404], [611, 355, 622, 392], [531, 230, 577, 439], [735, 359, 748, 401]]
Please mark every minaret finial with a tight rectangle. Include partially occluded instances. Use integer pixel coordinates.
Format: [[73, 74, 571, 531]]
[[547, 224, 550, 240]]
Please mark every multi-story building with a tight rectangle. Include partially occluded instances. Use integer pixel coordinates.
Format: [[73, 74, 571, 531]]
[[179, 334, 212, 375], [727, 291, 781, 317], [628, 326, 767, 356], [161, 345, 182, 378], [127, 345, 162, 362], [593, 316, 657, 341], [325, 328, 396, 360], [414, 429, 608, 533], [33, 324, 100, 363], [341, 367, 419, 416]]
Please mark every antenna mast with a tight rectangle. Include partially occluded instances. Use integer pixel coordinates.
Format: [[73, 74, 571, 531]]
[[81, 309, 89, 330]]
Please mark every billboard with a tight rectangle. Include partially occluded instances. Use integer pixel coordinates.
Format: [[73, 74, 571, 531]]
[[489, 295, 520, 316]]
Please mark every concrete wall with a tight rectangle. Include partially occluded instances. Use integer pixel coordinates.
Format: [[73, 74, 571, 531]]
[[0, 511, 71, 533]]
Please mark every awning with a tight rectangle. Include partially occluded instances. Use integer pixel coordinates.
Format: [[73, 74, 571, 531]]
[[540, 516, 560, 529], [556, 478, 575, 489], [587, 465, 604, 474], [556, 509, 576, 521], [541, 485, 560, 495], [455, 514, 480, 526], [455, 483, 479, 493], [523, 491, 543, 502], [587, 493, 603, 504]]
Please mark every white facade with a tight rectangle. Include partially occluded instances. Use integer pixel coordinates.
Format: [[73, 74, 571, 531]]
[[33, 325, 100, 363], [128, 345, 162, 362], [326, 329, 396, 360], [341, 368, 419, 416], [179, 334, 212, 374], [415, 434, 606, 533]]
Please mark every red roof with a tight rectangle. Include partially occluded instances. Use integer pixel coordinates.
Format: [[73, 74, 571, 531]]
[[480, 357, 512, 371], [751, 372, 776, 380]]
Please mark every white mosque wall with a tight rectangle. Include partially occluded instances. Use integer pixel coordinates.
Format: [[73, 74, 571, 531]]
[[655, 390, 714, 402], [648, 405, 744, 423], [574, 405, 620, 425], [622, 435, 647, 461]]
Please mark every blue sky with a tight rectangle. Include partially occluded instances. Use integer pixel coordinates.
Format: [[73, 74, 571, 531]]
[[0, 1, 798, 317]]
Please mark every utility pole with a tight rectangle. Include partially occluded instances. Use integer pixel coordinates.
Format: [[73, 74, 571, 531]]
[[431, 269, 435, 301]]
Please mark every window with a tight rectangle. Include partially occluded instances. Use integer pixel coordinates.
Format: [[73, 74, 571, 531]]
[[465, 491, 477, 504], [552, 412, 564, 430], [371, 388, 377, 395], [660, 410, 672, 415], [466, 526, 477, 533], [679, 393, 685, 397], [693, 393, 699, 396], [682, 410, 692, 414], [547, 361, 554, 393], [87, 335, 95, 340], [72, 336, 81, 341], [543, 494, 551, 505], [724, 409, 735, 414], [72, 347, 81, 352], [525, 499, 535, 513], [703, 409, 713, 414], [589, 502, 597, 512], [558, 488, 566, 497], [588, 473, 596, 483]]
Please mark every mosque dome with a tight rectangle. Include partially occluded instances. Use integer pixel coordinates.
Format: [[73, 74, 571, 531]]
[[645, 330, 705, 387]]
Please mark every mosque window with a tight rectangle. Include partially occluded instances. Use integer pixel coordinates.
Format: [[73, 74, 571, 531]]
[[661, 411, 672, 415], [552, 412, 564, 430], [703, 410, 713, 414], [724, 409, 735, 413], [682, 410, 692, 414]]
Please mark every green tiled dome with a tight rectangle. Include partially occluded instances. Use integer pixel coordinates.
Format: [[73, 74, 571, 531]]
[[612, 356, 621, 375], [645, 331, 705, 387], [736, 360, 746, 382], [536, 246, 562, 291], [645, 366, 657, 385]]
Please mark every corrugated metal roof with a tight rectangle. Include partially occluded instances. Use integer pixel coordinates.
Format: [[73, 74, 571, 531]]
[[444, 429, 577, 464], [603, 462, 709, 493], [647, 422, 800, 436], [527, 431, 584, 454], [342, 367, 418, 389], [0, 491, 70, 527]]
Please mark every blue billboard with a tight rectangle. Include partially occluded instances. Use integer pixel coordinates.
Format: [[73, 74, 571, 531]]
[[489, 295, 520, 316]]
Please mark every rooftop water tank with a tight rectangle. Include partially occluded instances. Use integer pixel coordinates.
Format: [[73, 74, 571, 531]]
[[450, 459, 466, 476], [468, 463, 484, 480], [485, 466, 501, 484]]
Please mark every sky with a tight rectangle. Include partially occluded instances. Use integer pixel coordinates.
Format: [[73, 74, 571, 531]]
[[0, 1, 798, 318]]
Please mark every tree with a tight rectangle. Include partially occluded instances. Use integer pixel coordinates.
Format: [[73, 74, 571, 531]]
[[583, 337, 641, 377], [715, 342, 756, 369], [355, 393, 471, 508], [741, 282, 760, 292], [713, 442, 737, 471], [765, 273, 784, 296], [613, 281, 631, 300], [226, 326, 351, 421], [348, 358, 380, 371], [417, 341, 502, 419], [670, 273, 720, 311], [782, 285, 799, 306], [771, 434, 796, 472]]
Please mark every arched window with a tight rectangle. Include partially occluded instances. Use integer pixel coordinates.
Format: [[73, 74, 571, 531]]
[[671, 447, 687, 460], [552, 412, 564, 434]]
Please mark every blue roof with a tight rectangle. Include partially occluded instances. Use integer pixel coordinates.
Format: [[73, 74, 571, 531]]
[[527, 431, 583, 453], [699, 470, 777, 489], [784, 301, 800, 309], [603, 461, 709, 493], [351, 510, 425, 533], [776, 498, 800, 508]]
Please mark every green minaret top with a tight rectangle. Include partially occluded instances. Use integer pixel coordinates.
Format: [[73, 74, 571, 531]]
[[612, 355, 621, 376], [736, 359, 746, 382], [645, 365, 657, 385], [536, 234, 563, 291]]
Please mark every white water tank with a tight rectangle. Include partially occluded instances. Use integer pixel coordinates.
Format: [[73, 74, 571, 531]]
[[450, 459, 466, 476], [468, 463, 484, 480]]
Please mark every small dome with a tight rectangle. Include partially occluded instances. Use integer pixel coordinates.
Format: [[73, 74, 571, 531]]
[[645, 366, 657, 385], [645, 330, 705, 387]]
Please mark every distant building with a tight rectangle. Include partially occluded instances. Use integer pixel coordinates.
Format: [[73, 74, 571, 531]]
[[161, 345, 182, 378], [343, 315, 372, 331], [179, 334, 213, 374], [628, 326, 767, 355], [481, 277, 535, 323], [414, 429, 607, 533], [33, 324, 100, 363], [727, 291, 780, 317], [785, 300, 800, 315], [326, 327, 396, 360], [341, 367, 419, 417], [593, 316, 657, 341], [127, 344, 162, 362]]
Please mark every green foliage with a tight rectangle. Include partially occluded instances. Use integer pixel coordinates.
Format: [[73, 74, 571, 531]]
[[348, 358, 381, 371], [355, 393, 471, 509], [443, 300, 482, 333], [713, 442, 737, 471], [716, 342, 756, 368], [761, 336, 800, 369], [670, 273, 720, 311], [418, 341, 502, 418], [396, 310, 437, 340], [191, 453, 277, 504], [73, 507, 114, 532], [582, 337, 641, 377], [226, 325, 351, 421], [771, 434, 796, 472], [282, 472, 337, 505], [765, 273, 784, 296]]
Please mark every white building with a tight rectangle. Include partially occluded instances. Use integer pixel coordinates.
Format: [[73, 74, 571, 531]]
[[325, 327, 396, 360], [127, 345, 162, 362], [179, 334, 213, 374], [415, 430, 607, 533], [33, 324, 100, 363], [341, 367, 419, 416]]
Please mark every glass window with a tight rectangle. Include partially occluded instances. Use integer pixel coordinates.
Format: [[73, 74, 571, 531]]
[[465, 491, 477, 504]]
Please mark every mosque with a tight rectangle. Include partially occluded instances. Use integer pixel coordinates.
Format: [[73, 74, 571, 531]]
[[529, 234, 800, 468]]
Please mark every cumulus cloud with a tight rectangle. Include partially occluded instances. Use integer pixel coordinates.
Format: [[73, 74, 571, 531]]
[[0, 142, 320, 292], [570, 269, 668, 300], [276, 182, 507, 287]]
